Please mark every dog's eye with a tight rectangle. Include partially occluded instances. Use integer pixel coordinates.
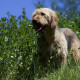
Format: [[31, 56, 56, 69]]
[[33, 14, 36, 17], [41, 12, 45, 16]]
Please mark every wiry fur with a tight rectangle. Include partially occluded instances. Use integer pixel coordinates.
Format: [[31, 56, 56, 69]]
[[32, 8, 80, 67]]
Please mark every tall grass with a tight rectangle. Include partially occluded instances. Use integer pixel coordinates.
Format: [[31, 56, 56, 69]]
[[35, 63, 80, 80]]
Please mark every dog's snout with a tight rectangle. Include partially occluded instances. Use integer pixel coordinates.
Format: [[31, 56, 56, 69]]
[[32, 19, 38, 24]]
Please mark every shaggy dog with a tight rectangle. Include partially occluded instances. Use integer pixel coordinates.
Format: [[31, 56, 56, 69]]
[[32, 8, 80, 67]]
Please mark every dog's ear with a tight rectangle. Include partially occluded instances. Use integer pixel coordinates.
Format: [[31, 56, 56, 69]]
[[50, 13, 59, 28]]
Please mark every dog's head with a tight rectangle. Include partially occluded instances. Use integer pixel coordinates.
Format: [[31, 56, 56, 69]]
[[32, 8, 59, 32]]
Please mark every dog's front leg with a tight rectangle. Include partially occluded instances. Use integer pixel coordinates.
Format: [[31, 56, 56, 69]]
[[42, 51, 50, 67]]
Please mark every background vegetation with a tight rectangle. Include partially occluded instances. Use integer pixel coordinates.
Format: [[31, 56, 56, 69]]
[[0, 1, 80, 80]]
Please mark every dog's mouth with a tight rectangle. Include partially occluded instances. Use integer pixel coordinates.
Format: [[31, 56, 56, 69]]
[[33, 24, 46, 32], [35, 26, 46, 32]]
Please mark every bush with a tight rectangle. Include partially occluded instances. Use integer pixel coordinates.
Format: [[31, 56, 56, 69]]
[[0, 8, 38, 80]]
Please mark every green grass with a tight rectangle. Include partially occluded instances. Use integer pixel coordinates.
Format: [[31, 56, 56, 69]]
[[34, 64, 80, 80]]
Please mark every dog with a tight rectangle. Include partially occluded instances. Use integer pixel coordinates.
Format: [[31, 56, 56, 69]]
[[32, 8, 80, 67]]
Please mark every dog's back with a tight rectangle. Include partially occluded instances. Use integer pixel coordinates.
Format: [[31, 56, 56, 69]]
[[60, 28, 80, 61]]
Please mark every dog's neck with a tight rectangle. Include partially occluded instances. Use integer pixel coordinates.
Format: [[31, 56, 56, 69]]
[[43, 26, 60, 43]]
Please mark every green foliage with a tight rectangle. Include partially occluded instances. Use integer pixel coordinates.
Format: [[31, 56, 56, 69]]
[[35, 2, 43, 8], [0, 8, 38, 80], [0, 7, 80, 80]]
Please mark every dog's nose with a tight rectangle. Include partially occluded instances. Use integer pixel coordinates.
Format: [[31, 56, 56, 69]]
[[32, 19, 38, 24]]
